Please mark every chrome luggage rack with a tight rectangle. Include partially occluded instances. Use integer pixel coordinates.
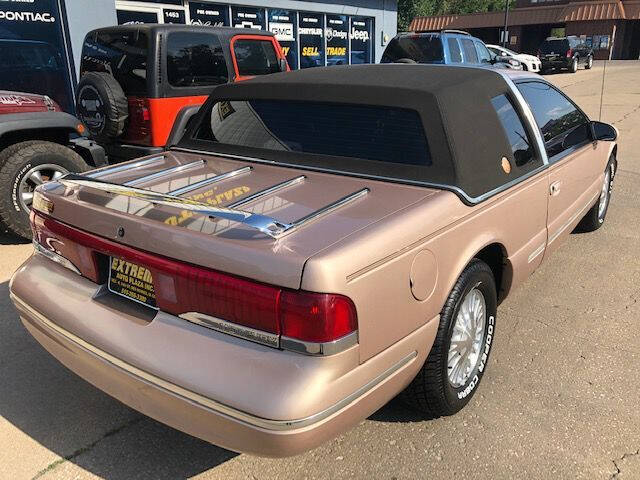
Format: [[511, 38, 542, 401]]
[[60, 167, 369, 239]]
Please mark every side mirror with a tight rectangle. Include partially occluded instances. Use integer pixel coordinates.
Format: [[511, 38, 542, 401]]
[[592, 121, 617, 141], [279, 57, 288, 72]]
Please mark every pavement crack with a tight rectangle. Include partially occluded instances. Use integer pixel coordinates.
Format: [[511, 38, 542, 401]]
[[31, 416, 144, 479], [609, 448, 640, 479], [611, 103, 640, 125]]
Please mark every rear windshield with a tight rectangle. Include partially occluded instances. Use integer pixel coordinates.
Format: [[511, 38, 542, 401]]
[[81, 30, 149, 96], [381, 35, 444, 63], [167, 32, 228, 87], [194, 99, 432, 168], [233, 39, 280, 76], [540, 39, 569, 54]]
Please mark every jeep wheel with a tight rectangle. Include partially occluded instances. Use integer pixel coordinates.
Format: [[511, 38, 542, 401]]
[[576, 155, 616, 232], [76, 72, 128, 142], [569, 57, 578, 73], [585, 55, 593, 70], [401, 259, 497, 418], [0, 141, 89, 238]]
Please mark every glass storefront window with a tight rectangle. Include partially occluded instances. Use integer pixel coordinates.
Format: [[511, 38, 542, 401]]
[[116, 9, 159, 24], [163, 9, 186, 24], [350, 17, 373, 64], [268, 9, 298, 69], [299, 12, 325, 68], [0, 0, 75, 112], [326, 14, 349, 66], [189, 2, 229, 26], [231, 6, 265, 30]]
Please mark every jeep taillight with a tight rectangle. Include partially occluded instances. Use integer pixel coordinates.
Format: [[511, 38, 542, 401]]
[[125, 97, 151, 144]]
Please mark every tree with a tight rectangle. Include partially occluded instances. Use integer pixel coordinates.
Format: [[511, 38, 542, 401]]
[[398, 0, 515, 31]]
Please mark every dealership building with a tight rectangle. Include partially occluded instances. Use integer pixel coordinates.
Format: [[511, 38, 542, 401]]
[[0, 0, 397, 113], [410, 0, 640, 60]]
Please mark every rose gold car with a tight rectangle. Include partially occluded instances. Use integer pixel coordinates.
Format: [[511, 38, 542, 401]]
[[10, 65, 618, 457]]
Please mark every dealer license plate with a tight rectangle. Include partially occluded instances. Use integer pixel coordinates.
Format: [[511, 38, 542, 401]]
[[108, 257, 157, 309]]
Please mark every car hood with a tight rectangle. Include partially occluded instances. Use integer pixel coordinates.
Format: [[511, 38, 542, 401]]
[[0, 90, 60, 114]]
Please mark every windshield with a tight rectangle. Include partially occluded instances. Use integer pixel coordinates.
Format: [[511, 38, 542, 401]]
[[381, 35, 444, 63], [540, 39, 569, 54]]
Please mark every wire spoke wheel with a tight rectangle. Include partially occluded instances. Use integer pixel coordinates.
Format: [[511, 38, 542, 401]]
[[447, 288, 487, 388]]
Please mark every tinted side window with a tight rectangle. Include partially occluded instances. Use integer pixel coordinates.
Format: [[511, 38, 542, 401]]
[[380, 36, 444, 63], [491, 94, 539, 172], [517, 81, 591, 159], [447, 38, 462, 63], [475, 42, 492, 63], [81, 30, 149, 96], [234, 39, 280, 76], [460, 38, 478, 63], [167, 32, 228, 87]]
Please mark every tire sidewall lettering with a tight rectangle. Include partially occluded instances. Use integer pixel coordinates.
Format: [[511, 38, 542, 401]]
[[10, 162, 32, 211], [457, 314, 495, 400]]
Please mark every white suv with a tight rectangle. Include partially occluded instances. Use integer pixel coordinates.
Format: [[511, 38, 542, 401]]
[[487, 44, 542, 73]]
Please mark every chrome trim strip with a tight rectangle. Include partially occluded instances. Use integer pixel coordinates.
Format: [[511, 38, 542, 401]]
[[286, 188, 369, 235], [86, 156, 165, 178], [527, 243, 546, 264], [11, 293, 416, 431], [179, 312, 279, 348], [548, 191, 599, 245], [123, 160, 204, 186], [32, 240, 81, 275], [281, 331, 358, 356], [227, 175, 306, 208], [168, 166, 252, 196]]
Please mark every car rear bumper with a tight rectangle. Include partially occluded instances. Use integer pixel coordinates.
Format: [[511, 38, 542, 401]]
[[541, 58, 571, 69], [10, 255, 436, 456]]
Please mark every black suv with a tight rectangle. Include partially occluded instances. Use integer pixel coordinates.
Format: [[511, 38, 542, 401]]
[[538, 36, 594, 74]]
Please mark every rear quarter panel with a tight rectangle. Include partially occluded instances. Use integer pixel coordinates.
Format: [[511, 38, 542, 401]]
[[303, 171, 550, 362]]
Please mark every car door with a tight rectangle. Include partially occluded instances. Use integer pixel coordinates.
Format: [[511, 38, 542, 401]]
[[517, 80, 603, 257]]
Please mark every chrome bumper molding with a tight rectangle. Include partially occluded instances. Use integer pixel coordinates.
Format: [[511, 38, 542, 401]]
[[11, 293, 417, 431]]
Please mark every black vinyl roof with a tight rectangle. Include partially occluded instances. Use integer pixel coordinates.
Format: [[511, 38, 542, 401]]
[[185, 64, 531, 201]]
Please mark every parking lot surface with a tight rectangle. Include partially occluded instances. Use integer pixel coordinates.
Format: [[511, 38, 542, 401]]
[[1, 61, 639, 480]]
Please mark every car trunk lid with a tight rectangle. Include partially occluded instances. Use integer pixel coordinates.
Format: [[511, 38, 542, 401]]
[[39, 150, 436, 289]]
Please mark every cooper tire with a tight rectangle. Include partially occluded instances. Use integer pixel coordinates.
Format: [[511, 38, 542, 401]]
[[401, 259, 497, 418], [569, 57, 578, 73], [576, 155, 616, 233], [76, 72, 128, 142], [0, 141, 89, 239]]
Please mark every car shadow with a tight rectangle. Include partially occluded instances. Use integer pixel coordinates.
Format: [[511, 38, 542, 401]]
[[368, 396, 432, 423], [0, 279, 238, 479], [0, 229, 30, 245]]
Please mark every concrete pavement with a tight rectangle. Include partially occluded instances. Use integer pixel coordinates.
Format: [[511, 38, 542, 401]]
[[1, 61, 639, 479]]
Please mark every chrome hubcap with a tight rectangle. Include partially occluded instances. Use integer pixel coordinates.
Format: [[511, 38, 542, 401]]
[[448, 288, 487, 388], [18, 164, 68, 212], [598, 168, 611, 219]]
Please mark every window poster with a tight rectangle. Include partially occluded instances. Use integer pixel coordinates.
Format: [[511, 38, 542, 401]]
[[231, 6, 265, 30], [117, 10, 159, 25], [163, 9, 185, 24], [189, 2, 229, 27], [268, 9, 298, 69], [350, 17, 373, 64], [326, 14, 348, 65], [0, 0, 75, 112], [299, 12, 324, 68]]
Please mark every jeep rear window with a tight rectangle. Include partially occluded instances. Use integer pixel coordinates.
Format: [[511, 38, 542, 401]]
[[380, 35, 444, 63], [233, 39, 280, 76], [540, 39, 569, 54], [81, 30, 149, 96], [196, 100, 432, 167], [167, 32, 228, 87]]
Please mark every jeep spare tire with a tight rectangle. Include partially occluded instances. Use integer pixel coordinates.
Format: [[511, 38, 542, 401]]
[[76, 72, 128, 141]]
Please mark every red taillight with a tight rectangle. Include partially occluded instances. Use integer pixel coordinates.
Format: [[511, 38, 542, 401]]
[[125, 97, 151, 144], [31, 212, 358, 345], [280, 291, 358, 343], [566, 49, 573, 58]]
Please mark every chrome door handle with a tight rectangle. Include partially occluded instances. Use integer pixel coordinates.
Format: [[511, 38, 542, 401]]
[[550, 181, 561, 196]]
